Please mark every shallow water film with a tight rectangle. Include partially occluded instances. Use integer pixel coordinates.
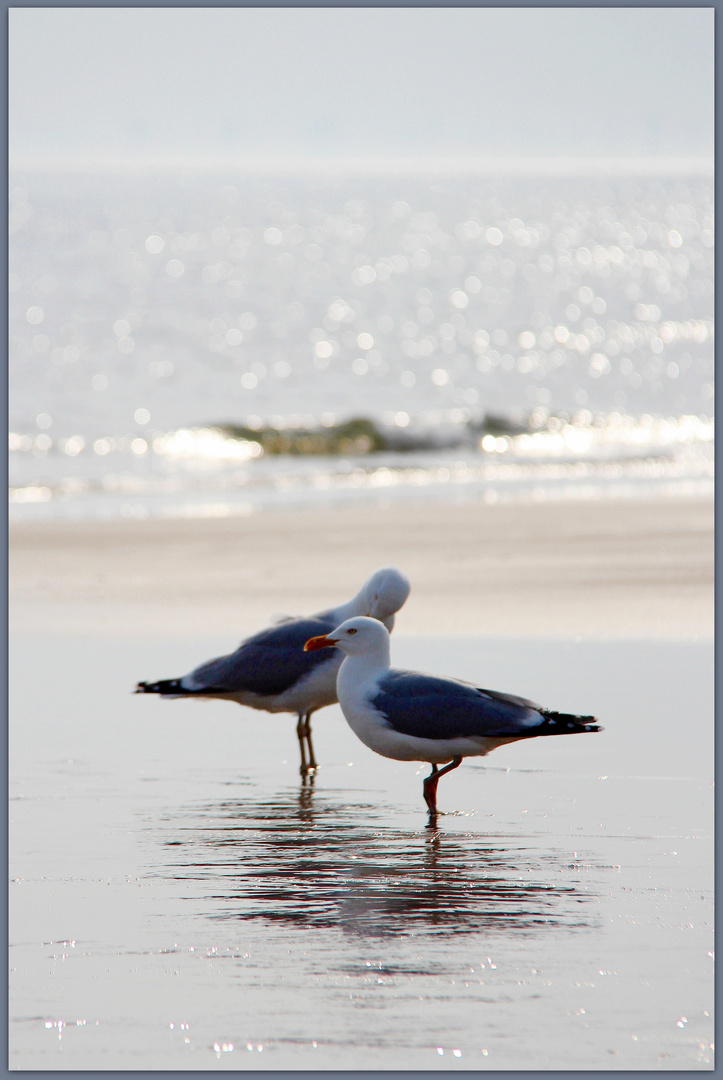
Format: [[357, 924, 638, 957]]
[[10, 636, 713, 1069]]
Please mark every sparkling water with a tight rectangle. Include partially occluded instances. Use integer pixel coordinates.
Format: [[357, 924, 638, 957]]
[[9, 167, 714, 520]]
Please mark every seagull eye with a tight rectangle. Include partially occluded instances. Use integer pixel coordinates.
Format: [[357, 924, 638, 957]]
[[347, 628, 357, 635]]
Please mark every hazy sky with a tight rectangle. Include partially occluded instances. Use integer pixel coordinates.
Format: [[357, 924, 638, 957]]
[[9, 6, 714, 164]]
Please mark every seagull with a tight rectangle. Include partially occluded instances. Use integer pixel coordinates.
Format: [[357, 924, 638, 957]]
[[305, 616, 602, 816], [135, 568, 410, 774]]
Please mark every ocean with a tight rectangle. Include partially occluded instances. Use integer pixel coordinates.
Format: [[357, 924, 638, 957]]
[[9, 165, 714, 521]]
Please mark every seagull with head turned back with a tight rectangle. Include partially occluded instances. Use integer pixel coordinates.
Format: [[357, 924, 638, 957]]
[[136, 568, 410, 775], [305, 616, 602, 817]]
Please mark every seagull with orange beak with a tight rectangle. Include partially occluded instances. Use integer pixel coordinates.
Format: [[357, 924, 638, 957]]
[[305, 616, 602, 817]]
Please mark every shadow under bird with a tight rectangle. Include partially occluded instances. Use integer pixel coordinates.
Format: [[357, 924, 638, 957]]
[[135, 568, 410, 773], [305, 616, 602, 816]]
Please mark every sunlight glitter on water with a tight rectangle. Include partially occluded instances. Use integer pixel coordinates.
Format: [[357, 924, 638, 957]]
[[10, 168, 714, 516], [7, 410, 714, 522], [10, 168, 714, 521]]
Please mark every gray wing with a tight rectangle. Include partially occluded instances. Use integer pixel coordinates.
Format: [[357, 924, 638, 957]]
[[185, 615, 339, 697], [370, 670, 544, 741]]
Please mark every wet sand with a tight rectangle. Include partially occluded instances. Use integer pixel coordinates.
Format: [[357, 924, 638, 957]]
[[9, 494, 714, 638], [10, 634, 714, 1070], [9, 495, 714, 1069]]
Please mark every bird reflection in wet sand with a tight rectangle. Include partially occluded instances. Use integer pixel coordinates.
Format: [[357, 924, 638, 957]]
[[297, 769, 316, 821], [158, 784, 599, 938]]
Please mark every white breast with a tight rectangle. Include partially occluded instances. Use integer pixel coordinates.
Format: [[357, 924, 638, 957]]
[[336, 662, 425, 761]]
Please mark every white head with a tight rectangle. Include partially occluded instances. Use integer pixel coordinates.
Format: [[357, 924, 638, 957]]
[[305, 615, 391, 662], [358, 566, 410, 621]]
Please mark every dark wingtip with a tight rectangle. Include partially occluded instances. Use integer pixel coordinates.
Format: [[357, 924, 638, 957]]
[[135, 681, 159, 694], [535, 710, 604, 736], [135, 678, 186, 695]]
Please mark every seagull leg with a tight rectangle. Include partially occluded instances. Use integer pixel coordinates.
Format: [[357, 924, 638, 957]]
[[303, 711, 317, 771], [423, 764, 439, 814], [296, 713, 309, 776], [423, 756, 462, 815]]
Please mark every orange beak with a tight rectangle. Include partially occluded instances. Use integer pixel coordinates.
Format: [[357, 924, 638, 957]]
[[304, 634, 338, 651]]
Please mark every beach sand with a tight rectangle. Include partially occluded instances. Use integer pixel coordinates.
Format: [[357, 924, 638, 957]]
[[9, 494, 714, 639], [9, 493, 714, 1070]]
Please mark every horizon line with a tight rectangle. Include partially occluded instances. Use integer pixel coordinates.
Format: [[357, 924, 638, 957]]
[[9, 153, 714, 179]]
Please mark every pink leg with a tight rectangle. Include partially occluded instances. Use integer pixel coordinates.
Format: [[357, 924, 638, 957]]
[[422, 756, 462, 815]]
